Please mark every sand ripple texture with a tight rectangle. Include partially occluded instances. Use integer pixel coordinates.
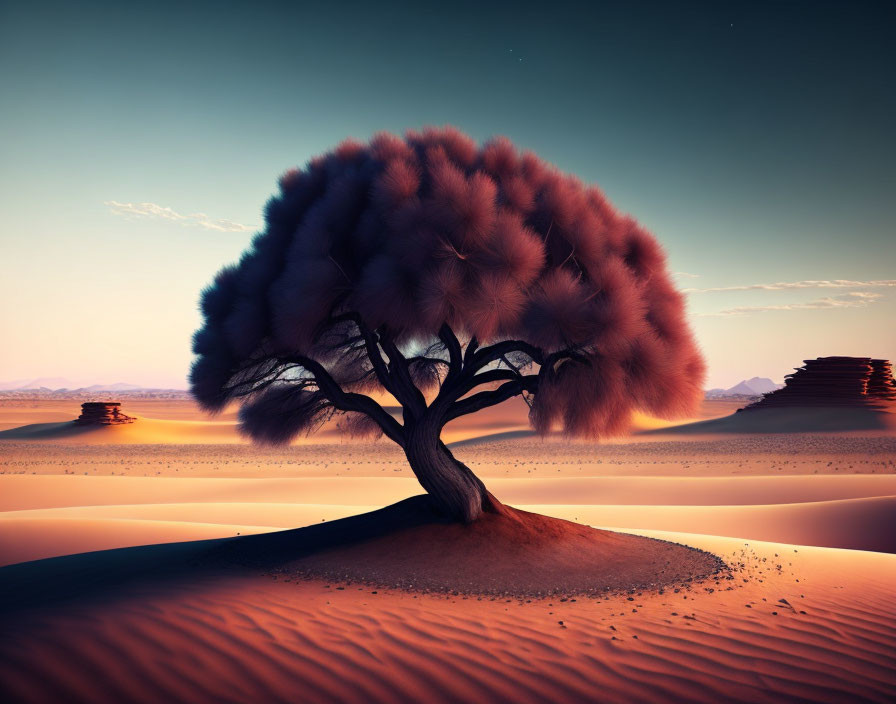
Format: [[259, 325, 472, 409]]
[[1, 535, 894, 704]]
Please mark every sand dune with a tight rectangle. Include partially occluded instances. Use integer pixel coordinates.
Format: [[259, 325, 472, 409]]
[[1, 531, 893, 703], [1, 398, 894, 701], [3, 480, 896, 566], [0, 418, 247, 444], [0, 517, 275, 567], [1, 496, 893, 566], [0, 398, 236, 430], [0, 475, 415, 511], [5, 473, 896, 511], [0, 502, 365, 527], [497, 475, 896, 505], [648, 406, 896, 434], [4, 472, 896, 566], [5, 435, 893, 485], [539, 496, 896, 554], [0, 396, 744, 444]]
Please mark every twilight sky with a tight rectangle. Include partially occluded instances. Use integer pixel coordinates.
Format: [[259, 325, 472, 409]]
[[1, 0, 893, 389]]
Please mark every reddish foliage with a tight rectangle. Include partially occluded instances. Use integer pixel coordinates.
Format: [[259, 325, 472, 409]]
[[191, 127, 704, 440]]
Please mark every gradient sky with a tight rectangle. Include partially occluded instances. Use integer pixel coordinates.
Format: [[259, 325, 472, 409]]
[[1, 0, 893, 389]]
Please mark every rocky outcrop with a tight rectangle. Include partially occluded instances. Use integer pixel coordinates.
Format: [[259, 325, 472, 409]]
[[741, 357, 896, 411], [867, 359, 896, 400], [76, 402, 136, 425]]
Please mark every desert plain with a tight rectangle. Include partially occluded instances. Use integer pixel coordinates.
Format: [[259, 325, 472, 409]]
[[1, 396, 895, 703]]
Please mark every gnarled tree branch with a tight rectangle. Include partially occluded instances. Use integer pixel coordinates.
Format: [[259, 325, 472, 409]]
[[439, 323, 463, 383], [333, 313, 399, 399], [469, 339, 545, 372], [444, 374, 539, 423], [378, 329, 428, 418], [291, 354, 406, 447]]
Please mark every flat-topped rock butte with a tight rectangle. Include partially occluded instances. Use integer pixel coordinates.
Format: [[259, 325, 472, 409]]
[[741, 356, 896, 410], [642, 356, 896, 435], [75, 402, 136, 426]]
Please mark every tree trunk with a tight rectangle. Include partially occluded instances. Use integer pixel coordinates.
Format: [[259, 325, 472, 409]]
[[404, 421, 498, 523]]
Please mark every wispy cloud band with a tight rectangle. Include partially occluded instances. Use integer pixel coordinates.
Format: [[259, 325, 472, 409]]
[[684, 279, 896, 294], [699, 291, 883, 317], [105, 200, 255, 232]]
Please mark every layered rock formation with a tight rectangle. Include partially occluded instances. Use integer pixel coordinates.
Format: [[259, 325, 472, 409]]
[[76, 402, 136, 425], [867, 359, 896, 400], [741, 357, 896, 411]]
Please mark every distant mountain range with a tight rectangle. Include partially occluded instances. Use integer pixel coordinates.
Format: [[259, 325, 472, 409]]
[[706, 377, 783, 397], [0, 377, 76, 390], [0, 378, 181, 392], [82, 382, 146, 392]]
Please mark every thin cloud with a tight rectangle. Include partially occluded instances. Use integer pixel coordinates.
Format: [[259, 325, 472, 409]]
[[699, 291, 883, 317], [673, 271, 701, 279], [105, 200, 255, 233], [684, 279, 896, 294]]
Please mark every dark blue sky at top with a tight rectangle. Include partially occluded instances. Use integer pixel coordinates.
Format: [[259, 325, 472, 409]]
[[3, 0, 893, 268], [0, 0, 893, 386]]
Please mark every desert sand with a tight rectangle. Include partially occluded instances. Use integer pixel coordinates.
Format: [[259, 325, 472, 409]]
[[1, 528, 893, 703], [1, 397, 895, 702], [0, 396, 745, 442]]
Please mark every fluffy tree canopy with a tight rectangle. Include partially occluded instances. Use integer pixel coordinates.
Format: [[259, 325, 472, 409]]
[[191, 127, 704, 445]]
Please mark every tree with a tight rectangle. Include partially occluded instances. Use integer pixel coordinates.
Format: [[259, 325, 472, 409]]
[[190, 127, 704, 523]]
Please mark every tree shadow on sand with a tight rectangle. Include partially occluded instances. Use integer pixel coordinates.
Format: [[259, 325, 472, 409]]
[[0, 497, 726, 620], [0, 421, 100, 441]]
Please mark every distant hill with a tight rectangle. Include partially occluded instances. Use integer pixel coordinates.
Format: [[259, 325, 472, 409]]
[[727, 377, 781, 395], [0, 378, 188, 400], [81, 383, 144, 392], [706, 377, 783, 398], [0, 379, 179, 392], [0, 377, 78, 390], [0, 387, 191, 400]]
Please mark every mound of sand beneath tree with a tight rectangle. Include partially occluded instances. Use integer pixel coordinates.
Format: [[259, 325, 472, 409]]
[[0, 498, 725, 612], [215, 496, 726, 596]]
